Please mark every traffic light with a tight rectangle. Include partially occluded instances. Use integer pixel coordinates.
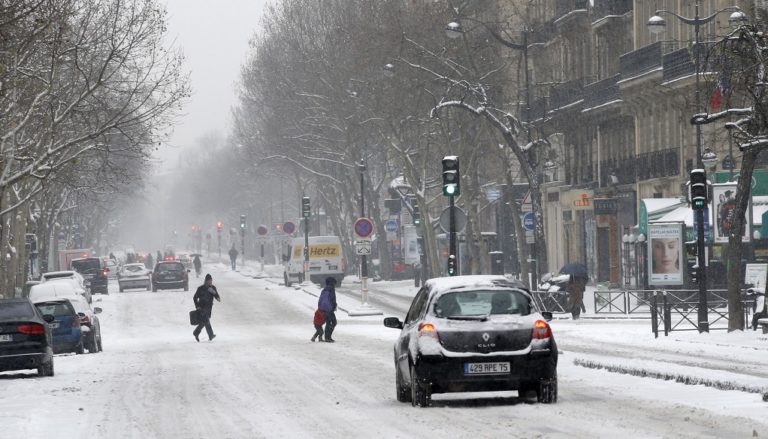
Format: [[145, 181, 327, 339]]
[[447, 254, 457, 276], [442, 156, 460, 197], [689, 263, 699, 284], [412, 204, 421, 226], [216, 221, 223, 232], [240, 214, 247, 230], [302, 196, 311, 218], [690, 169, 708, 210]]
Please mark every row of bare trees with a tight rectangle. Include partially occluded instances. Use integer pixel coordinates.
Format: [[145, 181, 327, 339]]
[[0, 0, 188, 293], [229, 0, 549, 283]]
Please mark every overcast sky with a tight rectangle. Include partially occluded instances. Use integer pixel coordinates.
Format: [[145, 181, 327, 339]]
[[161, 0, 267, 157]]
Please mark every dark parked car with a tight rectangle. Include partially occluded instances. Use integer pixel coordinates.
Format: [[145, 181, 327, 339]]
[[152, 261, 189, 292], [0, 298, 55, 377], [384, 275, 558, 407], [71, 257, 110, 295], [33, 298, 84, 355]]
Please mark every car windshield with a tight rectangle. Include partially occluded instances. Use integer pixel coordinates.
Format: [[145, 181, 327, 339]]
[[155, 263, 183, 272], [124, 265, 144, 273], [35, 302, 74, 317], [72, 259, 100, 274], [433, 290, 531, 318], [0, 301, 36, 320]]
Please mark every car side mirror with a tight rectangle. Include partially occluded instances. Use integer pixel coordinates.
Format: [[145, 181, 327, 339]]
[[541, 311, 553, 322], [43, 314, 55, 323], [187, 269, 191, 273], [383, 317, 404, 329], [78, 312, 86, 317], [93, 307, 102, 314], [282, 254, 289, 262]]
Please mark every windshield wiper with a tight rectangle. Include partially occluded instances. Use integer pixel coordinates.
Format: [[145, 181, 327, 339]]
[[446, 314, 488, 321]]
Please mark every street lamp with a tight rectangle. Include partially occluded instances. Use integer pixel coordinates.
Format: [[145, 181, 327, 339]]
[[701, 147, 718, 169], [383, 63, 395, 78], [647, 2, 746, 168], [542, 159, 557, 180], [445, 21, 462, 39]]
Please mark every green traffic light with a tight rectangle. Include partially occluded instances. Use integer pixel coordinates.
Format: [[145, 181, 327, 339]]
[[444, 184, 456, 196]]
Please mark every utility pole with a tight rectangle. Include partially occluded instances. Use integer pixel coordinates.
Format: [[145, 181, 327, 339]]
[[240, 214, 246, 267], [216, 221, 222, 260], [359, 161, 368, 300]]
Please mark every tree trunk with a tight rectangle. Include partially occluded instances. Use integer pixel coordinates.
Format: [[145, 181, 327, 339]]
[[726, 149, 758, 331]]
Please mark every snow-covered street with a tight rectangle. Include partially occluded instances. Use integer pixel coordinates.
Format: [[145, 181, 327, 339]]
[[1, 264, 766, 439]]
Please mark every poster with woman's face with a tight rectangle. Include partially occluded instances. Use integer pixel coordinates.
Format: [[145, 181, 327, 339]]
[[713, 183, 751, 243], [648, 222, 684, 286]]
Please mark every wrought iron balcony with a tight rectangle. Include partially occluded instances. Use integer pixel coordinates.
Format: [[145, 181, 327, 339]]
[[549, 79, 584, 111], [591, 0, 632, 21], [598, 147, 680, 186], [619, 42, 663, 81], [583, 74, 621, 110], [554, 0, 589, 22], [662, 43, 714, 83]]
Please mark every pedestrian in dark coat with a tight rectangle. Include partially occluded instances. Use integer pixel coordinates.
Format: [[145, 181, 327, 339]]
[[567, 274, 588, 320], [228, 245, 239, 270], [311, 309, 325, 342], [145, 253, 154, 270], [193, 273, 221, 341], [318, 277, 337, 342]]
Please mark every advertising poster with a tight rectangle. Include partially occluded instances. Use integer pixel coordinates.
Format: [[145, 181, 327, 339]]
[[648, 222, 685, 286], [744, 263, 768, 289], [713, 183, 751, 243]]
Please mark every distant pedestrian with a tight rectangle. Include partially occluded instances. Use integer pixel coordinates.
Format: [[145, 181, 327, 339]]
[[311, 309, 325, 342], [193, 274, 221, 342], [567, 274, 588, 320], [156, 250, 162, 263], [229, 245, 239, 270], [145, 253, 154, 270], [318, 277, 337, 342]]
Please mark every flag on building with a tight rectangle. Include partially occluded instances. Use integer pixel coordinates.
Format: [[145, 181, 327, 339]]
[[710, 54, 729, 110]]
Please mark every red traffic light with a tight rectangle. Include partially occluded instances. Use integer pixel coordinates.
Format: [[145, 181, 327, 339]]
[[216, 221, 223, 231]]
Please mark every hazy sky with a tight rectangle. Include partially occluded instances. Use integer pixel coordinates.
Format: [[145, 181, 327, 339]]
[[161, 0, 268, 154]]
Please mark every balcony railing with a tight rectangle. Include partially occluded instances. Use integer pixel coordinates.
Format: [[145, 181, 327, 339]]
[[523, 96, 548, 121], [662, 43, 715, 82], [583, 74, 621, 109], [599, 147, 680, 186], [619, 42, 663, 80], [549, 79, 584, 111], [592, 0, 632, 21], [554, 0, 589, 22]]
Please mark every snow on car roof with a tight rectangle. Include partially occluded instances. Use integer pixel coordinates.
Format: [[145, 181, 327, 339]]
[[42, 271, 78, 277], [426, 275, 528, 295]]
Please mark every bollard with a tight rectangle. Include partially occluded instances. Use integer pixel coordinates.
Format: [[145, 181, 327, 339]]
[[489, 251, 504, 275]]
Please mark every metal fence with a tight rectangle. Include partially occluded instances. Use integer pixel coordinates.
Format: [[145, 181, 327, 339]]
[[649, 290, 754, 337]]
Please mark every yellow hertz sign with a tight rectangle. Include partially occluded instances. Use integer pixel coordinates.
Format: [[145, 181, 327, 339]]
[[293, 245, 340, 259]]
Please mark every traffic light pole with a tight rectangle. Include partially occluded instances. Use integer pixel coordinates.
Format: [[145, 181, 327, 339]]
[[449, 195, 458, 276], [303, 218, 309, 283], [359, 162, 369, 304], [696, 207, 709, 332], [241, 230, 245, 267], [217, 230, 221, 260]]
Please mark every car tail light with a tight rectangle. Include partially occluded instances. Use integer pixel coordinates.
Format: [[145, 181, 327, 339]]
[[341, 258, 346, 271], [72, 317, 80, 328], [418, 322, 439, 340], [532, 320, 552, 339], [101, 268, 108, 278], [80, 315, 90, 325], [17, 324, 45, 335]]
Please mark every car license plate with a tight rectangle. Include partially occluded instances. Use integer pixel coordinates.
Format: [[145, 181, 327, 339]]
[[464, 362, 510, 375], [328, 265, 338, 270], [49, 322, 59, 329], [0, 334, 11, 342]]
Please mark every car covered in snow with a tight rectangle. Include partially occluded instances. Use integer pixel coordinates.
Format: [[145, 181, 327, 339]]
[[29, 280, 91, 305], [384, 275, 557, 407], [0, 298, 55, 377], [118, 263, 152, 292]]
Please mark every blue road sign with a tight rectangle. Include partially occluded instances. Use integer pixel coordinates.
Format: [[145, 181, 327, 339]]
[[522, 212, 535, 231], [385, 219, 399, 233]]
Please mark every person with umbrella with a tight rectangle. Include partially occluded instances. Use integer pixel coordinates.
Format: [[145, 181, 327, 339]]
[[560, 263, 588, 320]]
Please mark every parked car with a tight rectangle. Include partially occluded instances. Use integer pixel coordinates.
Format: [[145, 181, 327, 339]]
[[71, 257, 110, 295], [118, 263, 151, 292], [104, 258, 119, 280], [0, 298, 55, 377], [29, 281, 91, 305], [41, 270, 87, 289], [33, 297, 83, 355], [383, 275, 558, 407], [151, 261, 189, 292], [69, 296, 102, 353]]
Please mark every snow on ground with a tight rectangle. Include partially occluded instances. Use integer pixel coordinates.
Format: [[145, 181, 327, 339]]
[[0, 265, 766, 438]]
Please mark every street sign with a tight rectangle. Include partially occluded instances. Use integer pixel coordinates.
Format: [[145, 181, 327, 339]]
[[354, 217, 374, 238], [521, 190, 532, 212], [522, 212, 535, 231], [355, 238, 372, 255], [384, 219, 399, 233], [283, 221, 296, 235], [439, 206, 467, 234], [257, 225, 269, 236]]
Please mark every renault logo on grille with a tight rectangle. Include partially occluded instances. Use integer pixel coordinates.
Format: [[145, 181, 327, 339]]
[[482, 332, 490, 342]]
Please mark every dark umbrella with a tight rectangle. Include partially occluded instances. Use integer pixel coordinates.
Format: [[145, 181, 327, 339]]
[[559, 263, 588, 277], [190, 253, 203, 258]]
